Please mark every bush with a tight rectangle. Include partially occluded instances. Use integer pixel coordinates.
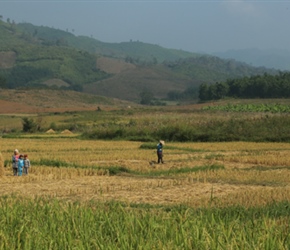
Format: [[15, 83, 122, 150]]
[[22, 117, 38, 133]]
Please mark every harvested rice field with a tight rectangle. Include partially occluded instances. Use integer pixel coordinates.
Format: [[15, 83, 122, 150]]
[[1, 138, 290, 207]]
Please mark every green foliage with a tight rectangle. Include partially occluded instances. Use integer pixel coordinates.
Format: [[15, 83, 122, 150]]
[[22, 117, 38, 133], [17, 23, 198, 62], [81, 112, 290, 142], [107, 166, 130, 175], [165, 56, 278, 85], [8, 65, 52, 88], [200, 72, 290, 101], [168, 86, 199, 101], [139, 89, 154, 105], [0, 74, 7, 88], [0, 22, 109, 89]]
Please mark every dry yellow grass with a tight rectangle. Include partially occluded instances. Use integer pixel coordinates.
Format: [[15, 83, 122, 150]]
[[1, 138, 290, 207]]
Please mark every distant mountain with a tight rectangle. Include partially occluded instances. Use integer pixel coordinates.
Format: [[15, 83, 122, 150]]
[[17, 22, 199, 63], [0, 20, 281, 103], [213, 48, 290, 71]]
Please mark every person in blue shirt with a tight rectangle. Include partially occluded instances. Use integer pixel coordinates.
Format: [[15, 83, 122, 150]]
[[157, 140, 165, 164], [17, 154, 24, 176]]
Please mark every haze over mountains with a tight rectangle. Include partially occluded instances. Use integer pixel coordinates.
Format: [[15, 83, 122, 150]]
[[213, 48, 290, 71], [0, 19, 285, 103]]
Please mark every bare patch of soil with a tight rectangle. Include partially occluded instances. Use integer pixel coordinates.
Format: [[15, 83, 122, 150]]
[[0, 51, 16, 69], [96, 57, 136, 74]]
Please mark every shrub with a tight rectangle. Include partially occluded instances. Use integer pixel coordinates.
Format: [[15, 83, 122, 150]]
[[22, 117, 38, 133]]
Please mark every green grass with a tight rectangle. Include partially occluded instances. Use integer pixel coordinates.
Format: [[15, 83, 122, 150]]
[[33, 158, 225, 177], [0, 196, 289, 250]]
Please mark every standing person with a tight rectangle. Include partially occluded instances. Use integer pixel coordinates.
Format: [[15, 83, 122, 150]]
[[12, 149, 19, 176], [157, 140, 165, 164], [17, 155, 24, 176], [23, 154, 31, 175]]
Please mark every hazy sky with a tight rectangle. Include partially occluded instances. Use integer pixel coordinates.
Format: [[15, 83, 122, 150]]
[[1, 0, 290, 53]]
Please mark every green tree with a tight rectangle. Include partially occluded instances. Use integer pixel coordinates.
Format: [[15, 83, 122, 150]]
[[198, 83, 209, 101], [167, 90, 182, 100], [0, 75, 7, 88], [140, 89, 154, 105], [215, 82, 229, 99], [22, 118, 37, 133]]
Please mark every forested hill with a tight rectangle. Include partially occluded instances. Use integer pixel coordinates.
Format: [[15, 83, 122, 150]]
[[0, 19, 280, 103]]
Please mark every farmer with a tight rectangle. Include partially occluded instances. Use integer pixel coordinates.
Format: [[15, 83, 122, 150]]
[[157, 140, 165, 164], [23, 154, 31, 175], [17, 154, 24, 176], [12, 149, 19, 176]]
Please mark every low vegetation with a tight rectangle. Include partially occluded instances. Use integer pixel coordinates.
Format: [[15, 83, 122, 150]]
[[3, 98, 290, 143]]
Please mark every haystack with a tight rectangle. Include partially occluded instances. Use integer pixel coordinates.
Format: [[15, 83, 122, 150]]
[[0, 152, 4, 177], [46, 129, 56, 134], [61, 129, 73, 134]]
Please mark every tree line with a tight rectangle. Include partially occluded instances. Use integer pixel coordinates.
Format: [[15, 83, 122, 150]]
[[198, 72, 290, 101]]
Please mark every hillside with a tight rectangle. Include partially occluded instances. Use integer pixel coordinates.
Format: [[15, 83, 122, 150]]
[[90, 56, 278, 101], [0, 20, 109, 89], [0, 20, 281, 103], [0, 89, 134, 113], [16, 22, 199, 63], [85, 64, 193, 101]]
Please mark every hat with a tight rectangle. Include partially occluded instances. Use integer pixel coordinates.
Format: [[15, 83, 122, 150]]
[[159, 140, 165, 145], [14, 149, 19, 153]]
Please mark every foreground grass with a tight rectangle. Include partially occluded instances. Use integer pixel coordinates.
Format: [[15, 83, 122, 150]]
[[0, 196, 289, 250]]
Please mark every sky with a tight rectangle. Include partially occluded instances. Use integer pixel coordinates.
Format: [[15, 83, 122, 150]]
[[1, 0, 290, 54]]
